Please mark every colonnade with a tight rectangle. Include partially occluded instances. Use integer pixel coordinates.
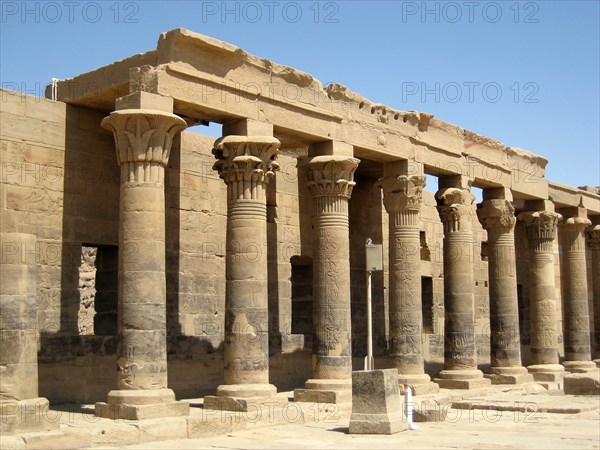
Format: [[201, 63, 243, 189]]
[[2, 95, 599, 429]]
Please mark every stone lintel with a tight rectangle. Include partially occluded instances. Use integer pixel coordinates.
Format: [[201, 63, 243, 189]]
[[308, 140, 353, 157], [557, 206, 588, 221], [223, 118, 273, 137], [115, 91, 174, 112], [383, 159, 424, 177], [483, 187, 513, 201], [523, 199, 555, 213], [438, 174, 472, 190]]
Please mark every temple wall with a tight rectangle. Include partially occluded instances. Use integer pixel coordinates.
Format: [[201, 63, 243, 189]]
[[3, 88, 593, 405]]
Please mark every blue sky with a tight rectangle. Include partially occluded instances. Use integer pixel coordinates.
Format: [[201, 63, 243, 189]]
[[1, 0, 598, 189]]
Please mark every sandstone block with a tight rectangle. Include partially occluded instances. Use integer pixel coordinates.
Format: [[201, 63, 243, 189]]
[[349, 369, 406, 435]]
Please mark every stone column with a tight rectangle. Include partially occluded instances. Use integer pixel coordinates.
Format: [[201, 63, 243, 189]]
[[558, 208, 595, 372], [1, 233, 57, 434], [517, 203, 565, 384], [294, 145, 359, 404], [586, 222, 600, 365], [377, 161, 438, 395], [95, 92, 189, 420], [434, 177, 490, 389], [477, 189, 531, 384], [204, 120, 282, 411]]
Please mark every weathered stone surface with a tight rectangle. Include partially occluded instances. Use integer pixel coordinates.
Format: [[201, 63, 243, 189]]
[[349, 369, 406, 434], [295, 154, 358, 403], [564, 370, 600, 395]]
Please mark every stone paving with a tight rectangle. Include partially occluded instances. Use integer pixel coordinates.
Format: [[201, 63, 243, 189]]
[[1, 383, 598, 449]]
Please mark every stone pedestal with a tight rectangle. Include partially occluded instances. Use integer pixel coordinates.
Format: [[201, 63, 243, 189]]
[[294, 151, 359, 404], [434, 181, 490, 389], [377, 162, 437, 395], [95, 92, 189, 419], [518, 207, 565, 383], [477, 193, 531, 385], [205, 131, 281, 411], [585, 224, 600, 365], [0, 233, 57, 434], [349, 369, 406, 435], [558, 210, 595, 372]]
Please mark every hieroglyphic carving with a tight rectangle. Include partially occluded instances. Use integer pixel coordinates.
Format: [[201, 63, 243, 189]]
[[304, 154, 358, 381]]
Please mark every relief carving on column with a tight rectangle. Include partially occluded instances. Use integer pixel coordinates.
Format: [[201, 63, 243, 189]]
[[436, 187, 475, 233], [102, 111, 187, 183], [303, 155, 360, 199], [517, 210, 562, 250], [477, 199, 516, 233], [377, 175, 426, 215], [212, 135, 280, 201]]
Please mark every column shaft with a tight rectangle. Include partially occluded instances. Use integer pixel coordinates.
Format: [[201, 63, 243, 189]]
[[211, 135, 280, 399], [0, 233, 55, 434], [478, 198, 530, 384], [96, 93, 189, 420], [559, 217, 593, 370], [312, 188, 353, 379], [434, 185, 489, 389], [587, 226, 600, 361], [517, 208, 565, 384], [294, 154, 359, 403]]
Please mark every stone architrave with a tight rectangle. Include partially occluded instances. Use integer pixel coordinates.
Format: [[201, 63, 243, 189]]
[[477, 196, 531, 384], [294, 154, 359, 404], [95, 92, 190, 420], [587, 224, 600, 365], [558, 211, 595, 372], [434, 183, 490, 389], [349, 369, 407, 434], [0, 233, 58, 434], [204, 133, 283, 411], [377, 167, 438, 395], [517, 208, 565, 384]]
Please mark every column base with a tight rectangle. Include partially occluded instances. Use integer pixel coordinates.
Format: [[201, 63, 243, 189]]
[[562, 360, 597, 373], [397, 373, 439, 395], [527, 364, 565, 389], [294, 378, 352, 404], [203, 383, 281, 412], [594, 359, 600, 368], [488, 366, 534, 385], [433, 369, 491, 390], [95, 389, 189, 420], [0, 398, 59, 434]]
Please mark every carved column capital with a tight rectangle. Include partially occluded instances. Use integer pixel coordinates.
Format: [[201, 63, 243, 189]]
[[212, 135, 280, 202], [436, 187, 475, 233], [477, 199, 516, 233], [102, 110, 186, 184], [517, 210, 562, 251], [303, 155, 359, 198], [377, 175, 426, 213]]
